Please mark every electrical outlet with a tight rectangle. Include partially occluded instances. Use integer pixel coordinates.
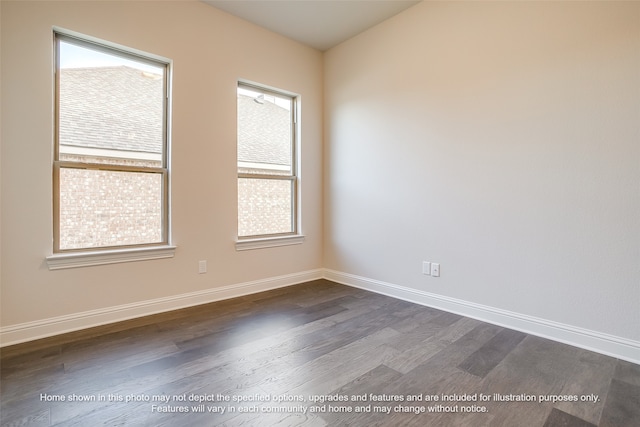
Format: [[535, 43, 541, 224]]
[[422, 261, 431, 275], [431, 263, 440, 277], [198, 260, 207, 274]]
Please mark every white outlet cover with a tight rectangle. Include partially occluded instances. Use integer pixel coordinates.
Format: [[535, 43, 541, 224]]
[[422, 261, 431, 275], [431, 263, 440, 277], [198, 260, 207, 274]]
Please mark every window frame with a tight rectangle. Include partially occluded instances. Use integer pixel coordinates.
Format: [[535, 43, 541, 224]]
[[49, 29, 174, 266], [236, 81, 303, 249]]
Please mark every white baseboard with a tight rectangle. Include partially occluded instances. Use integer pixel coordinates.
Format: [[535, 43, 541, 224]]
[[4, 268, 638, 365], [0, 269, 323, 347], [323, 269, 640, 365]]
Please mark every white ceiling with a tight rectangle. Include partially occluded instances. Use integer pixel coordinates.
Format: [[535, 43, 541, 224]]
[[203, 1, 421, 51]]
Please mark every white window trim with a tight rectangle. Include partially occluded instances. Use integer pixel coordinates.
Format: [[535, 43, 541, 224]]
[[235, 235, 305, 251], [237, 81, 302, 243], [52, 28, 173, 258], [46, 245, 176, 270]]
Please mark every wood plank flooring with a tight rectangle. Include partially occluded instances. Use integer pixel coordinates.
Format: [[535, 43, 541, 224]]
[[1, 279, 639, 426]]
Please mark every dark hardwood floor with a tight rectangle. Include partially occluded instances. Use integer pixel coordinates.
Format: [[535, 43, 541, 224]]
[[1, 280, 639, 426]]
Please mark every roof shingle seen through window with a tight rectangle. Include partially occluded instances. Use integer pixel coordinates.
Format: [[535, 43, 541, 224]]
[[59, 66, 164, 154], [59, 66, 292, 169], [237, 94, 291, 167]]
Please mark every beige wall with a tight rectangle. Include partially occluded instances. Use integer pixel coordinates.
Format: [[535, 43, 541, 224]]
[[0, 1, 323, 331], [324, 1, 640, 342], [1, 0, 639, 354]]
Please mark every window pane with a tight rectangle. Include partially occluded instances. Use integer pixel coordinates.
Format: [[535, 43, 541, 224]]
[[237, 86, 292, 176], [58, 40, 164, 167], [59, 168, 163, 250], [238, 178, 293, 237]]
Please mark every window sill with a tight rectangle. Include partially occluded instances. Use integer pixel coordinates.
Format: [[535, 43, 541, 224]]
[[235, 235, 305, 251], [46, 245, 176, 270]]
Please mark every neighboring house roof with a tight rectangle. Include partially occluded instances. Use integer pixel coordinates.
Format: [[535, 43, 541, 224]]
[[59, 66, 291, 167], [59, 66, 164, 154], [237, 94, 291, 167]]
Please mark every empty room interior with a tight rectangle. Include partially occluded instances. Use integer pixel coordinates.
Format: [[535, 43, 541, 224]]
[[1, 1, 639, 426]]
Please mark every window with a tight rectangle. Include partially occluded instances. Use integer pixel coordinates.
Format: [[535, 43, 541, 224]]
[[52, 31, 171, 258], [237, 83, 302, 248]]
